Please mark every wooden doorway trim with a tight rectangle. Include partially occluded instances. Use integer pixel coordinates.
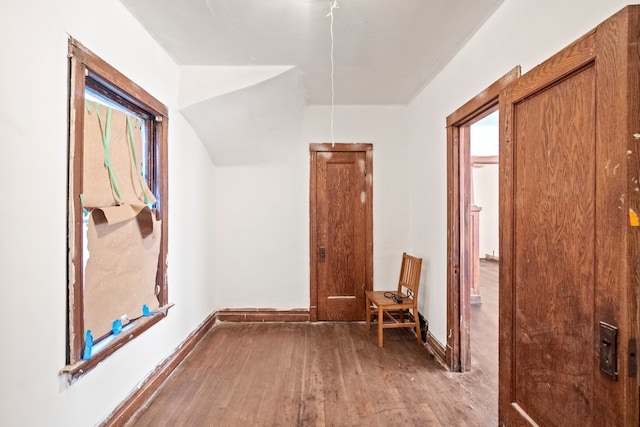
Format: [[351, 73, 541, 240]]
[[309, 143, 374, 322], [446, 67, 520, 371]]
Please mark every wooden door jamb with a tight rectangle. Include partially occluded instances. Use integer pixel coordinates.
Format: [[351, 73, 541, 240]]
[[445, 67, 520, 371]]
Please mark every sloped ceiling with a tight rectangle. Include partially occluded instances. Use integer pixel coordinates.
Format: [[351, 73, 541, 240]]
[[180, 67, 305, 165], [119, 0, 505, 164], [121, 0, 504, 105]]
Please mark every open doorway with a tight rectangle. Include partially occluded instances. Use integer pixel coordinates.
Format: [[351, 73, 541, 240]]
[[470, 111, 499, 305], [468, 112, 500, 414], [445, 67, 519, 373]]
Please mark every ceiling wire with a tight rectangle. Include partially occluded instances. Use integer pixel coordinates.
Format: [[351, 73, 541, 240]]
[[327, 0, 338, 146]]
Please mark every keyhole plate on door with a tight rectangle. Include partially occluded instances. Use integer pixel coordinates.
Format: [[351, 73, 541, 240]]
[[318, 246, 326, 262], [599, 321, 618, 380]]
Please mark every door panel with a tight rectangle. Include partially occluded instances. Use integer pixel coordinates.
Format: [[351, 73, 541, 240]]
[[500, 6, 640, 426], [310, 144, 373, 321], [513, 65, 596, 423]]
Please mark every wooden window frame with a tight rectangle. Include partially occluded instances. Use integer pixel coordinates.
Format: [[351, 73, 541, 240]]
[[63, 38, 169, 381]]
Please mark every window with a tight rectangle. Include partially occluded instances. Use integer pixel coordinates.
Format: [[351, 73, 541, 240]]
[[64, 38, 169, 380]]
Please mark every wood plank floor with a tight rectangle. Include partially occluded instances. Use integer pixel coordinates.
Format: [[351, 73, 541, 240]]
[[129, 261, 498, 426], [469, 259, 499, 422]]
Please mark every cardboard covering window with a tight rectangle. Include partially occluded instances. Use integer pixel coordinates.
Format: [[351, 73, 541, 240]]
[[83, 102, 156, 208], [82, 102, 161, 339]]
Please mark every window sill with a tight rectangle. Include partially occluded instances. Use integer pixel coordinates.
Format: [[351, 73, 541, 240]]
[[61, 304, 174, 383]]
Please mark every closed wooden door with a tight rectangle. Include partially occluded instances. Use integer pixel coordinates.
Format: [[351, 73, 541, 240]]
[[499, 6, 639, 426], [310, 143, 373, 321]]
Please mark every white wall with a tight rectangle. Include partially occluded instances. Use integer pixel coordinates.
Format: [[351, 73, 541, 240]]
[[407, 0, 635, 346], [0, 1, 216, 426], [474, 165, 499, 258], [212, 105, 411, 310]]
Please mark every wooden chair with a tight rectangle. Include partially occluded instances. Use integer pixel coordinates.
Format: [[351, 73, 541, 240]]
[[366, 252, 423, 347]]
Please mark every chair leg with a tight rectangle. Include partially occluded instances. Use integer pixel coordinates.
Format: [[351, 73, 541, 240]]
[[378, 307, 384, 348], [413, 308, 422, 345]]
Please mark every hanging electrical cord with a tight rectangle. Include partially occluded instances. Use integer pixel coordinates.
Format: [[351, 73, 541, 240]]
[[327, 0, 338, 146]]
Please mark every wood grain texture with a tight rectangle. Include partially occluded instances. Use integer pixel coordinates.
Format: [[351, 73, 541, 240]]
[[594, 6, 640, 425], [446, 67, 521, 373], [514, 64, 596, 424], [68, 38, 168, 116], [426, 331, 447, 366], [318, 151, 366, 320], [311, 144, 373, 321], [459, 124, 472, 371], [500, 6, 640, 425], [100, 312, 217, 427], [216, 309, 310, 322], [128, 321, 498, 426], [446, 122, 460, 370], [66, 38, 170, 370], [624, 6, 640, 423], [470, 260, 499, 424], [309, 149, 319, 321], [67, 51, 86, 364], [501, 52, 598, 427], [365, 253, 423, 347], [446, 67, 521, 126], [498, 72, 516, 427]]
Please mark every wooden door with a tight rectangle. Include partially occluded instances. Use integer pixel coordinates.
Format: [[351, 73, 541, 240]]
[[499, 6, 639, 426], [310, 143, 373, 321]]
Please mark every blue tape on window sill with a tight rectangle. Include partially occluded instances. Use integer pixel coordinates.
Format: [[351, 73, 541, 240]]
[[112, 319, 123, 335], [91, 304, 175, 357], [82, 330, 93, 360], [61, 303, 174, 382]]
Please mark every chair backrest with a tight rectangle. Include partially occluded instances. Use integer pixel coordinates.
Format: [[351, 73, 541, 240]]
[[397, 252, 423, 300]]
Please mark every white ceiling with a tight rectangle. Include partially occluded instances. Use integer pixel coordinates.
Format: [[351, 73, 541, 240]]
[[120, 0, 505, 105]]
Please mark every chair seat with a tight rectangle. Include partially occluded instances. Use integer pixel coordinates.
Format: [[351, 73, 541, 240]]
[[366, 291, 414, 309]]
